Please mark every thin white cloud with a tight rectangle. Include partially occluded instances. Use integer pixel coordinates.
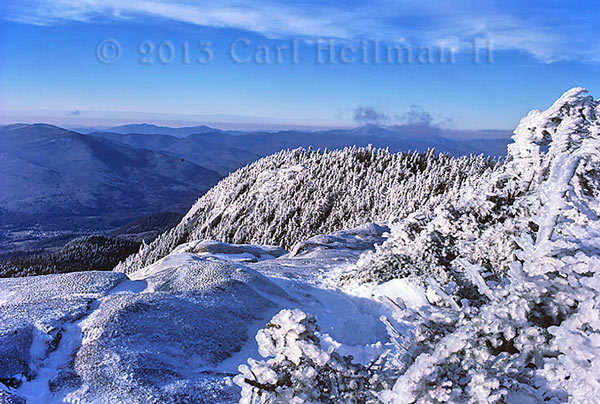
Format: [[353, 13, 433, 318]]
[[2, 0, 598, 63]]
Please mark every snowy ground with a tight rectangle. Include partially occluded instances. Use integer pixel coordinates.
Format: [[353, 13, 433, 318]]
[[0, 222, 407, 403]]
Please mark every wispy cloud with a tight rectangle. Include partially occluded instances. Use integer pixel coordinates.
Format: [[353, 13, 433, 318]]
[[397, 105, 433, 127], [353, 104, 451, 129], [2, 0, 599, 62], [353, 106, 390, 124]]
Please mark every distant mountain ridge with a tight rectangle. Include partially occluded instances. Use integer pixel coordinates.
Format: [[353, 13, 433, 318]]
[[87, 130, 262, 175], [100, 123, 245, 137], [87, 124, 511, 175], [0, 124, 222, 231]]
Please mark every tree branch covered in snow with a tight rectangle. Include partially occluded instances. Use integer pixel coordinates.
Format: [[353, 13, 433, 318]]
[[235, 309, 394, 404]]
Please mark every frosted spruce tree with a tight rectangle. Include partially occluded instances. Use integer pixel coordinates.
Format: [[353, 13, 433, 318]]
[[234, 309, 393, 404], [365, 88, 600, 403]]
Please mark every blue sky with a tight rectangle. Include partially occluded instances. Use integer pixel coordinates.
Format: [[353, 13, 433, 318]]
[[1, 0, 599, 130]]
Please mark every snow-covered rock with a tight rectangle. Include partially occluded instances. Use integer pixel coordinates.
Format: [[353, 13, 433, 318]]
[[0, 272, 126, 399], [1, 225, 391, 403], [171, 240, 287, 262], [288, 222, 389, 258]]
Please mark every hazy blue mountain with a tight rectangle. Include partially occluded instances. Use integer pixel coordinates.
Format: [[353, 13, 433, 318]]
[[89, 124, 510, 176], [345, 124, 512, 153], [0, 124, 222, 231], [103, 123, 232, 137], [87, 131, 261, 175]]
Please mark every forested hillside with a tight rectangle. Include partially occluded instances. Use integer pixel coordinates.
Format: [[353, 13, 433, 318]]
[[116, 147, 496, 274], [0, 236, 141, 277]]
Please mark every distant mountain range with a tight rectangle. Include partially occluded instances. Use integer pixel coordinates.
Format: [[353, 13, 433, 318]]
[[98, 123, 246, 137], [0, 124, 222, 231], [87, 130, 261, 175], [87, 123, 511, 175], [0, 122, 511, 245]]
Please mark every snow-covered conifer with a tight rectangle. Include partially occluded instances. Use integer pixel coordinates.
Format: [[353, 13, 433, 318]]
[[369, 88, 600, 403], [235, 309, 391, 404]]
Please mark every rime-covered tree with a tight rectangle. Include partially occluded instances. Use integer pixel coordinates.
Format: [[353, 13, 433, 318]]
[[350, 88, 600, 403], [235, 309, 391, 404]]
